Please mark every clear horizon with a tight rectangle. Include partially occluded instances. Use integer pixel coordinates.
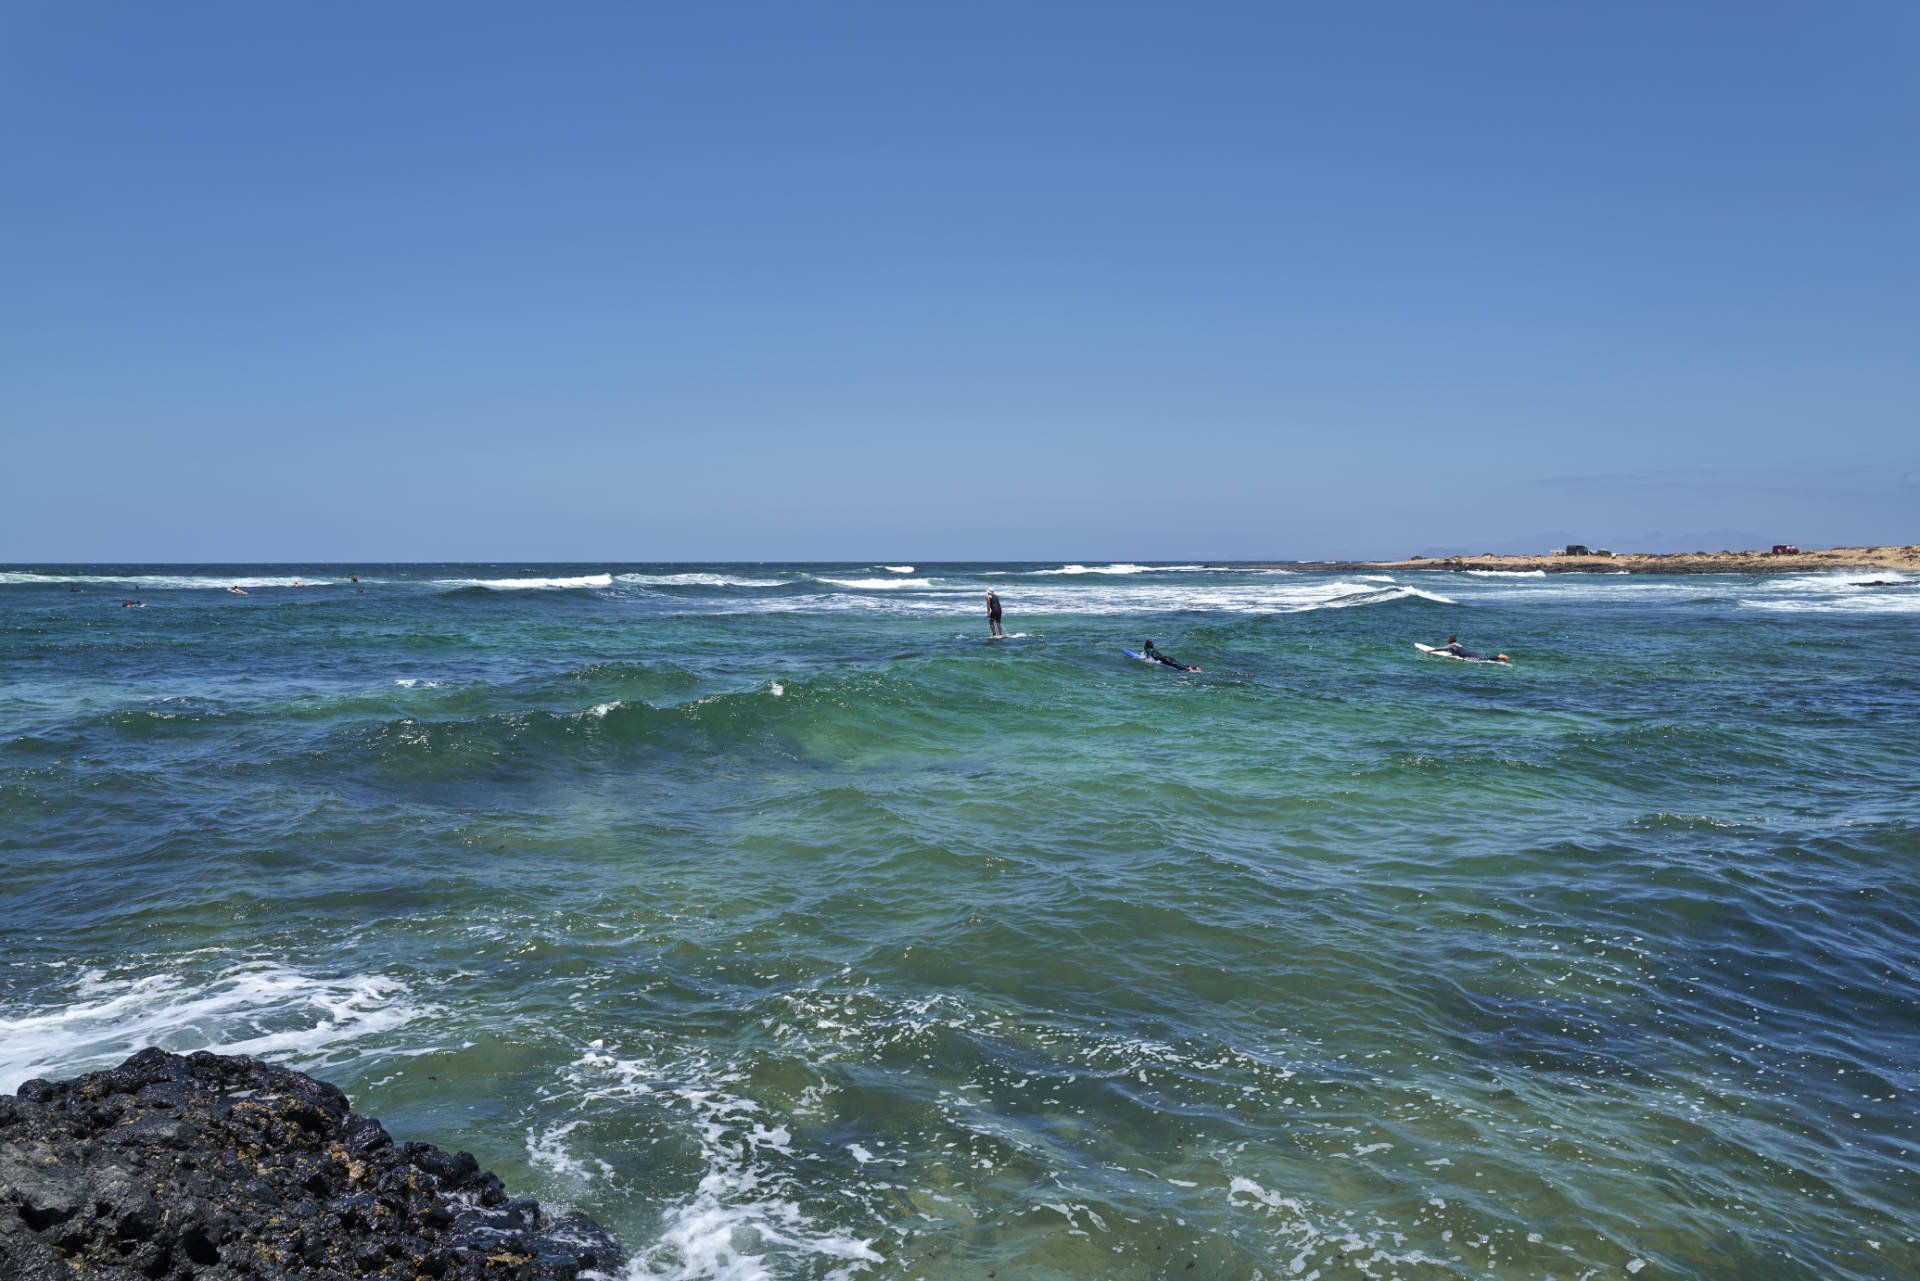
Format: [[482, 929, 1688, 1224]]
[[8, 532, 1918, 571], [4, 3, 1915, 562]]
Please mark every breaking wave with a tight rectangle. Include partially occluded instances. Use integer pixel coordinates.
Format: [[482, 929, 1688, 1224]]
[[1031, 563, 1157, 575], [0, 960, 440, 1092], [433, 574, 613, 590], [614, 573, 786, 588]]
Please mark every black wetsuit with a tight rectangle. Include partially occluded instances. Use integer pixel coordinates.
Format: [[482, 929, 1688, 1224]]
[[987, 595, 1002, 622], [1144, 646, 1187, 670], [1440, 642, 1491, 660]]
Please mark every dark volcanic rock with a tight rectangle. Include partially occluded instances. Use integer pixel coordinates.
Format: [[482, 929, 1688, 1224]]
[[0, 1048, 623, 1280]]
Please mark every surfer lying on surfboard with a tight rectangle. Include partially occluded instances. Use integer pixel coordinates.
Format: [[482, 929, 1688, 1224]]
[[1429, 635, 1509, 663], [1143, 640, 1200, 672]]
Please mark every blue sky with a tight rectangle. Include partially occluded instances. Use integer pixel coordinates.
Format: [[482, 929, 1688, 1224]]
[[3, 1, 1914, 561]]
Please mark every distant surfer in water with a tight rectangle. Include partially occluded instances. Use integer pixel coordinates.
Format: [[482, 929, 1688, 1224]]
[[1434, 635, 1510, 663], [987, 590, 1004, 637], [1143, 640, 1199, 672], [228, 586, 248, 595]]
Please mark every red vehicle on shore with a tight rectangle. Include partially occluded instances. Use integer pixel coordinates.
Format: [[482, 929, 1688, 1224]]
[[1770, 544, 1800, 555]]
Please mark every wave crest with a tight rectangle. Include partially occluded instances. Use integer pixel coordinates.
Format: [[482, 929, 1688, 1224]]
[[1032, 563, 1155, 575], [615, 573, 785, 588], [434, 574, 612, 590]]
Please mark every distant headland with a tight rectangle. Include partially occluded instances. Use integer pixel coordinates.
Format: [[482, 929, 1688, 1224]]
[[1226, 543, 1920, 575]]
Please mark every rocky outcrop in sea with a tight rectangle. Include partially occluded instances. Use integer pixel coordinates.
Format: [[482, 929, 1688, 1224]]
[[0, 1048, 623, 1280]]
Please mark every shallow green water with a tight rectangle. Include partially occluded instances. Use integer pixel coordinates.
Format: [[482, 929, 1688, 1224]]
[[3, 562, 1917, 1279]]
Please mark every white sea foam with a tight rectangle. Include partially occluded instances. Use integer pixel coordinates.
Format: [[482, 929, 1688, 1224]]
[[816, 577, 936, 589], [527, 1119, 602, 1181], [1031, 563, 1156, 575], [0, 960, 436, 1091], [1428, 574, 1716, 604], [1226, 1174, 1446, 1278], [1742, 594, 1920, 615], [879, 566, 915, 574], [615, 573, 785, 588], [436, 574, 613, 589], [681, 577, 1456, 618], [538, 1046, 885, 1281], [1359, 575, 1396, 582], [392, 678, 445, 689], [1444, 568, 1920, 613], [1771, 572, 1910, 592], [1463, 569, 1548, 577]]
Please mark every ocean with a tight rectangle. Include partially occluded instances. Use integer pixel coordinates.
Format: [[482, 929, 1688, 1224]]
[[2, 562, 1916, 1280]]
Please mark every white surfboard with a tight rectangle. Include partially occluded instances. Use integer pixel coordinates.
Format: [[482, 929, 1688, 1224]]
[[1415, 643, 1507, 663]]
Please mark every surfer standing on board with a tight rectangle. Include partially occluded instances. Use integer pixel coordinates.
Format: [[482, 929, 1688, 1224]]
[[987, 590, 1004, 637]]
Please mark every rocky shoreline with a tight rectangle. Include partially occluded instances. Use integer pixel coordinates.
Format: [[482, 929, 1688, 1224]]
[[1223, 543, 1920, 576], [0, 1049, 623, 1280]]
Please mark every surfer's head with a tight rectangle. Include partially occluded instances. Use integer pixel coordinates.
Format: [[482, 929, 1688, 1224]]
[[1447, 636, 1458, 644]]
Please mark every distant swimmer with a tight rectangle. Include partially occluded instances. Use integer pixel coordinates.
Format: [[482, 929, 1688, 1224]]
[[1431, 635, 1510, 663], [121, 599, 143, 608], [987, 590, 1004, 638], [350, 575, 359, 583], [1142, 640, 1199, 672], [228, 586, 249, 595]]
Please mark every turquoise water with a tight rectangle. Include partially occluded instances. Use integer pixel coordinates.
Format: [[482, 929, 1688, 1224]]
[[3, 562, 1917, 1280]]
